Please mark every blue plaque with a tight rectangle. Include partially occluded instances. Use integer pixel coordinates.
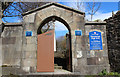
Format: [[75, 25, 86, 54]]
[[75, 30, 82, 36], [25, 31, 32, 36], [89, 31, 103, 50]]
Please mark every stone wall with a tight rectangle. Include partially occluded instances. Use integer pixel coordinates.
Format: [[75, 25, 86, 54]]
[[1, 24, 23, 66], [105, 11, 120, 72], [83, 22, 110, 74], [1, 26, 23, 66], [1, 24, 25, 75], [1, 3, 110, 75]]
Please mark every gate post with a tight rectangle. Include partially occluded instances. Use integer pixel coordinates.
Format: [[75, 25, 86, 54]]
[[21, 13, 37, 73]]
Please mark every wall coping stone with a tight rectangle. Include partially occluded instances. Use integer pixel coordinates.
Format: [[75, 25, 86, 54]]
[[85, 21, 106, 25]]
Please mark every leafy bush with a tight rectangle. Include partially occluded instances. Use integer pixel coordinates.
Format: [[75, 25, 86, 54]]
[[99, 69, 120, 77]]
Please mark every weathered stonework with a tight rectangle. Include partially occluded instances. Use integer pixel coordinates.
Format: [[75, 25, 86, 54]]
[[84, 22, 110, 74], [1, 3, 110, 75], [1, 24, 25, 75], [1, 26, 23, 66], [105, 11, 120, 72], [21, 3, 85, 73], [21, 23, 37, 73]]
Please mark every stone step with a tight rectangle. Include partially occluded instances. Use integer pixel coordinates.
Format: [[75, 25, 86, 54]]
[[54, 66, 62, 69], [54, 64, 58, 66]]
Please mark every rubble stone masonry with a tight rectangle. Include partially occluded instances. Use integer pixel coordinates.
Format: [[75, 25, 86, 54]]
[[105, 11, 120, 72]]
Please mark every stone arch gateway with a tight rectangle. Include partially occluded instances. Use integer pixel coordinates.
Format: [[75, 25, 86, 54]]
[[37, 16, 71, 34], [1, 2, 110, 75], [22, 3, 86, 73], [36, 16, 72, 72]]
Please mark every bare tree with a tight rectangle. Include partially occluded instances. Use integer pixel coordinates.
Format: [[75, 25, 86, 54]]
[[86, 1, 101, 21], [2, 2, 54, 32], [75, 0, 101, 21], [56, 36, 66, 52], [41, 21, 55, 33], [70, 0, 85, 12], [76, 0, 85, 12], [2, 2, 49, 22]]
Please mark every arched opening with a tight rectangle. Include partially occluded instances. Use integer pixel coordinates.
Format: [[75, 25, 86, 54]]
[[37, 16, 72, 72]]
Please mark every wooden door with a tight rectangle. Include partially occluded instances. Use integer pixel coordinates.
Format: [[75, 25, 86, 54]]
[[37, 30, 54, 72]]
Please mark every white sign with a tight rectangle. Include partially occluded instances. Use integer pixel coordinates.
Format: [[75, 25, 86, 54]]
[[77, 51, 82, 58]]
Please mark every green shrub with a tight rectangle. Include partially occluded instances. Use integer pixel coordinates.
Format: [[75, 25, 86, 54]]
[[99, 69, 120, 76]]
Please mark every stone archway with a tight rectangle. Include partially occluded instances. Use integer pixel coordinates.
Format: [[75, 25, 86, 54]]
[[22, 3, 85, 73], [33, 4, 85, 72], [36, 16, 72, 72]]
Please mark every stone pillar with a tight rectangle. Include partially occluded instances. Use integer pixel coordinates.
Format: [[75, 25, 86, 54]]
[[70, 12, 86, 74], [85, 22, 110, 75], [21, 14, 37, 73]]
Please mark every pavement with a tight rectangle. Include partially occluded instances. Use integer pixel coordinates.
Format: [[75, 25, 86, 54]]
[[27, 69, 73, 75]]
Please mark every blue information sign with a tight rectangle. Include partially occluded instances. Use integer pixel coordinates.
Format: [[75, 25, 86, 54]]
[[89, 31, 103, 50], [75, 30, 82, 36], [25, 31, 32, 36]]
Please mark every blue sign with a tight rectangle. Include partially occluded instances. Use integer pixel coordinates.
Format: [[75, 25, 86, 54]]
[[75, 30, 82, 36], [89, 31, 103, 50], [25, 31, 32, 36]]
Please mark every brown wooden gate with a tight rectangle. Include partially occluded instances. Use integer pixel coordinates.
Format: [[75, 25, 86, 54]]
[[37, 30, 54, 72]]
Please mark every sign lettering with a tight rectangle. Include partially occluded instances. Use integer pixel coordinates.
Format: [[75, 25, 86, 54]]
[[89, 31, 103, 50]]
